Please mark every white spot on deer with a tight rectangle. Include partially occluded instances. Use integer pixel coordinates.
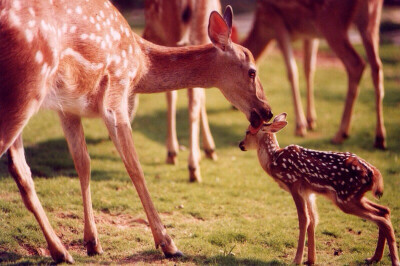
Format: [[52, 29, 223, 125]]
[[101, 41, 106, 49], [128, 69, 137, 78], [25, 29, 33, 43], [83, 15, 88, 20], [125, 28, 130, 36], [12, 1, 21, 11], [333, 165, 337, 169], [282, 163, 287, 169], [123, 59, 128, 68], [80, 33, 88, 40], [35, 51, 43, 63], [100, 10, 105, 18], [41, 63, 48, 75], [69, 26, 77, 33], [89, 33, 96, 40], [128, 45, 133, 54], [105, 18, 111, 26], [40, 20, 48, 31], [121, 50, 126, 58], [115, 69, 122, 77], [61, 23, 67, 33], [49, 0, 53, 4], [96, 15, 101, 21], [112, 54, 121, 64], [28, 7, 35, 16], [90, 16, 95, 23], [96, 23, 101, 31], [28, 20, 36, 28], [95, 36, 102, 43], [9, 11, 21, 26], [361, 179, 367, 184], [67, 9, 72, 14], [61, 48, 104, 71], [76, 6, 82, 14]]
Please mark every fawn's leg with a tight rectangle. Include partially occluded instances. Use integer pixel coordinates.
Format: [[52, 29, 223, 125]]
[[59, 113, 103, 256], [128, 93, 139, 122], [188, 88, 203, 182], [303, 39, 319, 130], [305, 194, 318, 264], [200, 91, 217, 160], [166, 90, 179, 164], [338, 199, 399, 266], [275, 20, 307, 137], [291, 187, 309, 264], [8, 135, 74, 263]]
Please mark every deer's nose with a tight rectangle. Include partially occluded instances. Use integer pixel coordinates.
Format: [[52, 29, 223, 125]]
[[239, 141, 246, 151]]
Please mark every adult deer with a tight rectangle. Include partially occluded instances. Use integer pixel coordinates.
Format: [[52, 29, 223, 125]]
[[0, 0, 272, 263], [142, 0, 221, 182], [242, 0, 386, 149]]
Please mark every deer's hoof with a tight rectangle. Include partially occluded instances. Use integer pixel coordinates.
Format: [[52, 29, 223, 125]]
[[304, 260, 315, 265], [374, 136, 386, 150], [307, 119, 317, 131], [188, 166, 202, 183], [365, 256, 381, 264], [166, 152, 178, 165], [204, 148, 218, 161], [164, 250, 184, 258], [86, 239, 103, 256], [295, 126, 307, 137], [332, 132, 349, 144], [51, 249, 74, 264]]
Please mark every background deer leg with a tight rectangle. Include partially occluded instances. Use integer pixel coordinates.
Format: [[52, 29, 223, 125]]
[[102, 108, 181, 257], [303, 39, 319, 130], [356, 3, 386, 149], [8, 134, 74, 263], [59, 113, 103, 256], [188, 88, 202, 182], [276, 25, 307, 137], [319, 23, 366, 144], [200, 90, 217, 161], [291, 187, 309, 264], [166, 91, 179, 164], [305, 193, 318, 264]]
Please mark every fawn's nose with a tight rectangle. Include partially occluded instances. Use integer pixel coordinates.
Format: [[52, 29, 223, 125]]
[[239, 141, 246, 151]]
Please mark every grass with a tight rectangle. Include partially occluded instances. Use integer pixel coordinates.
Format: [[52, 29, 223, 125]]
[[0, 36, 399, 264]]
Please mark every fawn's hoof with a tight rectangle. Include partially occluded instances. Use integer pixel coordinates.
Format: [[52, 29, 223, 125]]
[[86, 239, 103, 256], [188, 166, 202, 183], [51, 249, 74, 264], [331, 132, 349, 144], [166, 152, 178, 165], [374, 136, 386, 150], [164, 250, 184, 258], [204, 148, 218, 161], [295, 125, 307, 137]]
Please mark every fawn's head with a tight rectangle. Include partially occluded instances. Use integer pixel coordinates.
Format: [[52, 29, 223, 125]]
[[239, 113, 288, 151], [208, 6, 273, 129]]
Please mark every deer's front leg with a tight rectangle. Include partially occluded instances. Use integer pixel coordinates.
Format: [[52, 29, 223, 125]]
[[188, 88, 203, 182], [275, 21, 307, 137], [102, 107, 182, 257], [303, 39, 319, 131], [166, 90, 179, 165], [59, 113, 103, 256], [291, 188, 309, 264]]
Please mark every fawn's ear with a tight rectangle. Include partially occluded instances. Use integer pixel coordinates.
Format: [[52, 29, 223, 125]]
[[223, 5, 233, 29], [262, 121, 288, 133], [208, 8, 232, 51], [273, 112, 287, 123]]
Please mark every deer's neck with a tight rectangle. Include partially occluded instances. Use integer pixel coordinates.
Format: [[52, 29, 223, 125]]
[[257, 134, 280, 167], [135, 40, 220, 93]]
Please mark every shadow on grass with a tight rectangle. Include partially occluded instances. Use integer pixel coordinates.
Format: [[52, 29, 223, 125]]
[[0, 251, 53, 265]]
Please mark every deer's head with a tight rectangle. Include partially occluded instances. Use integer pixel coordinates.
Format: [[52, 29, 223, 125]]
[[208, 6, 273, 129], [239, 113, 287, 151]]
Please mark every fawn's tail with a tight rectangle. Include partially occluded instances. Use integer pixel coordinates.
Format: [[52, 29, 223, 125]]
[[371, 167, 384, 199]]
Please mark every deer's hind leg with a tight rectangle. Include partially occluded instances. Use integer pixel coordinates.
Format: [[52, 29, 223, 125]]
[[59, 113, 103, 256], [305, 193, 318, 264], [291, 186, 309, 264], [8, 134, 74, 263], [338, 198, 399, 265]]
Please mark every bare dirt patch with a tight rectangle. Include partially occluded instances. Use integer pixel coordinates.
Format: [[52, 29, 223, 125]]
[[95, 211, 150, 229]]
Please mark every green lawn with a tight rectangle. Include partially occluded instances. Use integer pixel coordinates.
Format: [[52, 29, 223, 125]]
[[0, 42, 399, 265]]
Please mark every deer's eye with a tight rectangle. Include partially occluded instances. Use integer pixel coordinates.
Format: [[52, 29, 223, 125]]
[[248, 69, 256, 79]]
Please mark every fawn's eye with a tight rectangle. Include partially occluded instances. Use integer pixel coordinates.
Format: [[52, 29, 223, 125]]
[[248, 69, 256, 79]]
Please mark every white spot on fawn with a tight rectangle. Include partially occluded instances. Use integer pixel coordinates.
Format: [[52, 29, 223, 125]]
[[28, 20, 36, 28], [28, 7, 35, 16], [12, 1, 21, 11], [25, 29, 33, 42], [75, 6, 82, 14], [35, 51, 43, 63], [80, 34, 88, 40], [69, 26, 77, 33], [9, 11, 21, 26]]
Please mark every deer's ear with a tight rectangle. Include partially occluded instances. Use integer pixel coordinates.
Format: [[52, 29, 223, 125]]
[[267, 121, 287, 133], [223, 5, 233, 29], [208, 11, 231, 51], [273, 112, 287, 123]]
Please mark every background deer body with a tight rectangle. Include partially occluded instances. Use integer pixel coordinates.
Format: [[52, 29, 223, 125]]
[[239, 113, 399, 265], [143, 0, 221, 182], [242, 0, 386, 148], [0, 0, 272, 263]]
